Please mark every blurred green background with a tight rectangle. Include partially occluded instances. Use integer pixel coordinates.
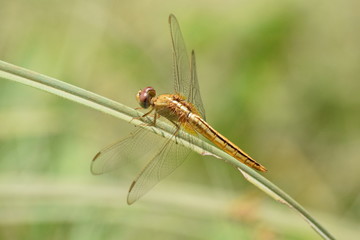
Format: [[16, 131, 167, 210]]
[[0, 0, 359, 239]]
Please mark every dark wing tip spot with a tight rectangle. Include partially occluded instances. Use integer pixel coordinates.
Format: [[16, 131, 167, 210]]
[[169, 14, 175, 23], [90, 152, 103, 175], [128, 180, 136, 193], [127, 181, 137, 205], [92, 152, 101, 161]]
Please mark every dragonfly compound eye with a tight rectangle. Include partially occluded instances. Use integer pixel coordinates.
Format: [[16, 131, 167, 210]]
[[136, 87, 156, 109]]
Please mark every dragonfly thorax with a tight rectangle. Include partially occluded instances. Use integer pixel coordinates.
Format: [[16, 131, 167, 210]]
[[136, 86, 156, 109]]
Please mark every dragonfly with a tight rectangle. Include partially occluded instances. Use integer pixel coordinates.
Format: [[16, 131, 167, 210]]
[[91, 14, 267, 205]]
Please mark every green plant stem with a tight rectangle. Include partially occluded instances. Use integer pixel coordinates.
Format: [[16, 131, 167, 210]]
[[0, 60, 335, 240]]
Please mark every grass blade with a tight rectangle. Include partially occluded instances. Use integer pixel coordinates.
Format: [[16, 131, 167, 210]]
[[0, 59, 335, 240]]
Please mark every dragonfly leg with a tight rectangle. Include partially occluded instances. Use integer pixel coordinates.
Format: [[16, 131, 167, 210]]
[[169, 119, 180, 129], [150, 112, 158, 126], [131, 108, 162, 127], [141, 108, 154, 118], [130, 107, 154, 125], [167, 120, 182, 143]]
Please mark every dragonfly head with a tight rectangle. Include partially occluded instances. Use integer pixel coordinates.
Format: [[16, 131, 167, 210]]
[[136, 87, 156, 109]]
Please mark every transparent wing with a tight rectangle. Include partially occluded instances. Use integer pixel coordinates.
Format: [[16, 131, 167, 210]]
[[169, 14, 191, 99], [169, 14, 206, 119], [91, 128, 164, 175], [92, 124, 196, 205], [189, 50, 206, 120], [127, 129, 194, 205]]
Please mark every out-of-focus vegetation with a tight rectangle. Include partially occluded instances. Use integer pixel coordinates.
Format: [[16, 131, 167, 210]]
[[0, 0, 359, 239]]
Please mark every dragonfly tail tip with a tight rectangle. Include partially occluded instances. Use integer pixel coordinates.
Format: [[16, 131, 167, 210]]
[[258, 165, 268, 172]]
